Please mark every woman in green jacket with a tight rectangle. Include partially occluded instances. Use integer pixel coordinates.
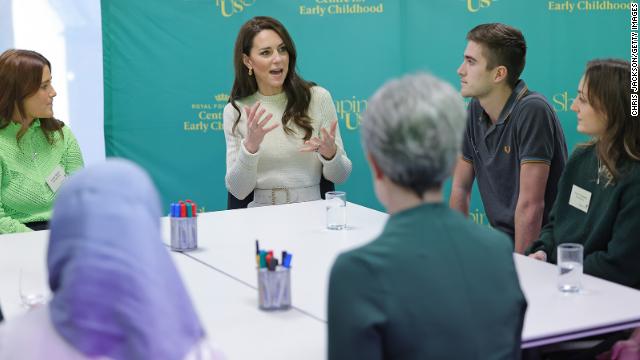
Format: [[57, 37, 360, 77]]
[[528, 59, 640, 290], [0, 49, 83, 233], [328, 73, 526, 360]]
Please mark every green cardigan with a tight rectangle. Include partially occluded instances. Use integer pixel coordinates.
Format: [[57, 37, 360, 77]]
[[528, 145, 640, 289], [328, 203, 526, 360], [0, 120, 84, 233]]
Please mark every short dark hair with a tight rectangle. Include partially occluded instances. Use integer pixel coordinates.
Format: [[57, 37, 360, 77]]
[[467, 23, 527, 88]]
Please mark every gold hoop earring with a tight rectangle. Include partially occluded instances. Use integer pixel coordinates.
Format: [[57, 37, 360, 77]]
[[248, 68, 253, 76]]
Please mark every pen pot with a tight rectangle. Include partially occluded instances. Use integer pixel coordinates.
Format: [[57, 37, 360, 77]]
[[257, 267, 291, 310], [170, 217, 198, 251]]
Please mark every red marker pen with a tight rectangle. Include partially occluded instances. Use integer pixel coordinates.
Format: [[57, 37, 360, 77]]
[[180, 202, 187, 217]]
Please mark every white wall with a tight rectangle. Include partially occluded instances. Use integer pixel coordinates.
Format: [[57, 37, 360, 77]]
[[0, 0, 105, 165]]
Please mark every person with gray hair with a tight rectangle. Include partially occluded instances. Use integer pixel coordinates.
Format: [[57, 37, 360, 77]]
[[327, 73, 527, 360]]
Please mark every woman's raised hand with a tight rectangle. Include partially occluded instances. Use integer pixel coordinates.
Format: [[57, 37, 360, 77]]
[[243, 101, 279, 154]]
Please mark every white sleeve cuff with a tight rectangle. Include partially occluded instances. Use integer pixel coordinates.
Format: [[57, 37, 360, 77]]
[[238, 139, 260, 167]]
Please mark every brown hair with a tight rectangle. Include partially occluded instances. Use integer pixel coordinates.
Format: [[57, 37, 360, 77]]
[[467, 23, 527, 89], [229, 16, 314, 140], [0, 49, 64, 144], [582, 59, 638, 181]]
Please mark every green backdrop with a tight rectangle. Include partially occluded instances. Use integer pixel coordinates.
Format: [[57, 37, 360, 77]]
[[102, 0, 630, 223]]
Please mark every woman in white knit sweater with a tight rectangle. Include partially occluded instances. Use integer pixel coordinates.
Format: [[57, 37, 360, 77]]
[[223, 16, 352, 207]]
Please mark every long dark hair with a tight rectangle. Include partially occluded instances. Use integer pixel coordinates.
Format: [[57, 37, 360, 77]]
[[229, 16, 314, 140], [0, 49, 64, 144], [582, 59, 638, 181]]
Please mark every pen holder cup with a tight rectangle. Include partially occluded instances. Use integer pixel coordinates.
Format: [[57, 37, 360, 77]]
[[170, 217, 198, 251], [257, 267, 291, 310]]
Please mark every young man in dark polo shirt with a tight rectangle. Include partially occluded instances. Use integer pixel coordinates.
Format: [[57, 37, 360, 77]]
[[449, 23, 567, 254]]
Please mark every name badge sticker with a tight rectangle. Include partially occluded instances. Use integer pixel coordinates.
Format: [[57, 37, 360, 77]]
[[569, 185, 591, 213], [46, 165, 66, 193]]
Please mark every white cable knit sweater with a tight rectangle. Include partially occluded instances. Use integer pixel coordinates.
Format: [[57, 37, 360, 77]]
[[223, 86, 352, 202]]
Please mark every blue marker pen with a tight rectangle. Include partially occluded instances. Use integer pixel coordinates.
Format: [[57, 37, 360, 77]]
[[173, 203, 180, 217], [170, 203, 176, 217], [283, 253, 293, 268]]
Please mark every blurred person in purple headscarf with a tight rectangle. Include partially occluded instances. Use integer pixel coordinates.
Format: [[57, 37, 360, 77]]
[[0, 159, 224, 359]]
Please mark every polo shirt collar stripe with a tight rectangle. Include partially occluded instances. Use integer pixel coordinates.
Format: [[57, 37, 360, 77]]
[[497, 80, 528, 125]]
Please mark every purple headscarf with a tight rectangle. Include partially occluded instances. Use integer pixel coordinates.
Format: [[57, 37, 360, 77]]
[[47, 159, 204, 359]]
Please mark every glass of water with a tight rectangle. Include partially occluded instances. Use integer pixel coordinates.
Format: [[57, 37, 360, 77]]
[[557, 243, 583, 293], [19, 269, 50, 309], [325, 191, 347, 230]]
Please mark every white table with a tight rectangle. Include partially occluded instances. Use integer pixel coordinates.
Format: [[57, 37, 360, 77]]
[[162, 200, 640, 348], [3, 200, 640, 357], [171, 253, 326, 359], [516, 254, 640, 348], [0, 230, 325, 360], [161, 201, 388, 322]]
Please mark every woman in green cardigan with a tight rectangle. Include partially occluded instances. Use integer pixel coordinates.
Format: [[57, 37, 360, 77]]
[[0, 49, 84, 233], [528, 59, 640, 290]]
